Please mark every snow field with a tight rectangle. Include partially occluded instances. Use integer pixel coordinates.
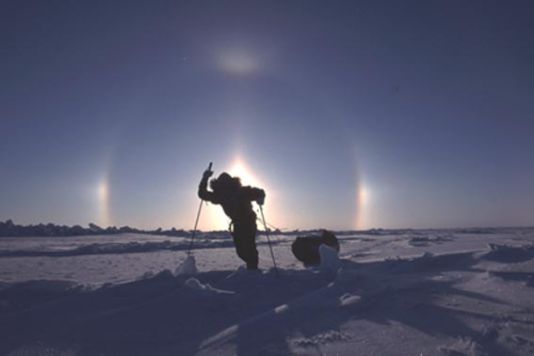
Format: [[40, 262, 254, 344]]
[[1, 228, 533, 355]]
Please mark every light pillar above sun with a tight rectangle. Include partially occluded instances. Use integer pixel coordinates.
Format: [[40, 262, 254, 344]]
[[97, 176, 110, 227]]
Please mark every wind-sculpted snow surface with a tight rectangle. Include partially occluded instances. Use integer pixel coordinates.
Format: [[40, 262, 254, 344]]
[[0, 237, 289, 258], [1, 228, 534, 355], [0, 239, 230, 257], [481, 243, 534, 263], [0, 233, 293, 258]]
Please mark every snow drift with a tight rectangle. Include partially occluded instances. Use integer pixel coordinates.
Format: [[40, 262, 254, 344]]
[[1, 228, 534, 355]]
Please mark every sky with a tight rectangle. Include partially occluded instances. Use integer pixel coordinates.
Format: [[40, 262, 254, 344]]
[[1, 0, 533, 231]]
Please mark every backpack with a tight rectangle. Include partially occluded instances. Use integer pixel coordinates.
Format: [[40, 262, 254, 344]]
[[291, 230, 339, 266]]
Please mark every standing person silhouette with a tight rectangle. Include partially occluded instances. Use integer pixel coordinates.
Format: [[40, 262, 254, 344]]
[[198, 167, 266, 270]]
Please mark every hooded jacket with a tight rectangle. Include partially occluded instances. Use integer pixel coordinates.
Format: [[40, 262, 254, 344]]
[[198, 174, 265, 223]]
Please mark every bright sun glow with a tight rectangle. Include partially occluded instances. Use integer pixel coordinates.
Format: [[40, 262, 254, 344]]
[[97, 177, 110, 227], [204, 157, 271, 231], [356, 185, 370, 230], [227, 159, 265, 188], [217, 48, 259, 75]]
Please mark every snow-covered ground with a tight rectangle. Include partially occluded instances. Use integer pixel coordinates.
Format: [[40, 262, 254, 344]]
[[1, 228, 534, 355]]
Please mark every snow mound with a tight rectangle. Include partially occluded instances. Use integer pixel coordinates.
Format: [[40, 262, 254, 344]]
[[184, 278, 235, 295], [292, 330, 350, 347], [339, 293, 361, 306], [438, 336, 486, 356], [224, 265, 264, 279], [319, 244, 341, 277], [380, 251, 477, 274], [482, 243, 534, 263], [408, 233, 453, 246], [175, 255, 198, 275]]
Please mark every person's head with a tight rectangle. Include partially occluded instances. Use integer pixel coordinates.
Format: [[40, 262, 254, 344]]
[[210, 172, 242, 193]]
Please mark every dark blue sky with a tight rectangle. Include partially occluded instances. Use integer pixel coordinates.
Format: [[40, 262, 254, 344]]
[[1, 1, 533, 230]]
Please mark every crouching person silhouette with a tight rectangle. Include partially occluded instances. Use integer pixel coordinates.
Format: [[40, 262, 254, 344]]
[[198, 168, 266, 270]]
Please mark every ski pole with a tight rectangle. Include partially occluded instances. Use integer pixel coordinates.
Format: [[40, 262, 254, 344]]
[[187, 162, 212, 255], [259, 205, 279, 277]]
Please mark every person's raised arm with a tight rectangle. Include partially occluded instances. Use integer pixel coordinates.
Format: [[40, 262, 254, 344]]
[[244, 186, 266, 205], [198, 169, 215, 202]]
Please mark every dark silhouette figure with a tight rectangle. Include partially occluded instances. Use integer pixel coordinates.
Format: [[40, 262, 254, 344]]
[[291, 230, 340, 266], [198, 169, 266, 269]]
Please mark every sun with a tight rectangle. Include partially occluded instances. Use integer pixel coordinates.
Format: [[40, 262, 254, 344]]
[[203, 157, 270, 231], [227, 159, 265, 188]]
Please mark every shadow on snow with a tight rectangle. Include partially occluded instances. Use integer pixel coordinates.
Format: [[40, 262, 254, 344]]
[[0, 249, 529, 355]]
